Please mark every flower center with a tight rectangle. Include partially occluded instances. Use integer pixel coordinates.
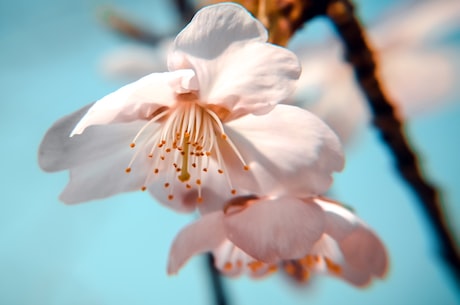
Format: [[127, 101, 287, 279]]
[[125, 94, 249, 202]]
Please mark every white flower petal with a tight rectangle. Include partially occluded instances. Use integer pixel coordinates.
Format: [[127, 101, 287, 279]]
[[59, 148, 149, 204], [313, 197, 363, 240], [341, 226, 388, 279], [71, 70, 196, 135], [314, 197, 388, 281], [170, 4, 300, 120], [170, 3, 267, 67], [39, 103, 94, 172], [167, 212, 226, 274], [225, 105, 344, 197], [224, 196, 325, 263], [39, 104, 148, 174]]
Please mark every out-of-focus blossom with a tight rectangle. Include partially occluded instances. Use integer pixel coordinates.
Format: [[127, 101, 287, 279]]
[[168, 195, 388, 287], [291, 0, 460, 144], [101, 1, 460, 145], [38, 4, 343, 212]]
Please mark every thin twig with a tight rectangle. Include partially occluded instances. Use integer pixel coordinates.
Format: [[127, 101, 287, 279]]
[[205, 254, 230, 305]]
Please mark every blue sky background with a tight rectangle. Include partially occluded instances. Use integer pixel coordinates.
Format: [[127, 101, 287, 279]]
[[0, 0, 459, 304]]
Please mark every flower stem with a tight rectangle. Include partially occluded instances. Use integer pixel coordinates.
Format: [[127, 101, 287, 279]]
[[205, 253, 230, 305]]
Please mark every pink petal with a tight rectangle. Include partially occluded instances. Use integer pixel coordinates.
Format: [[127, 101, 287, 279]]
[[167, 212, 226, 274], [224, 196, 325, 263], [225, 105, 344, 197], [71, 70, 196, 135], [314, 197, 389, 281], [169, 4, 300, 120], [341, 226, 388, 278]]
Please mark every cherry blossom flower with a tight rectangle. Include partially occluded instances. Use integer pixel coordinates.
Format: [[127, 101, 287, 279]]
[[290, 0, 460, 144], [38, 3, 343, 210], [168, 196, 388, 287]]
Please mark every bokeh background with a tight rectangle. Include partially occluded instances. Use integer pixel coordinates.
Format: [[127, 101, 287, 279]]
[[1, 0, 459, 304]]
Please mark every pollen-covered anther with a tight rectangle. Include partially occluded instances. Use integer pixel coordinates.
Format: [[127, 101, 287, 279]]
[[141, 186, 147, 191], [154, 168, 159, 174], [247, 261, 264, 272], [243, 165, 250, 171], [221, 134, 227, 140], [186, 184, 192, 189], [164, 183, 170, 188], [231, 189, 236, 195], [324, 257, 342, 274], [196, 179, 201, 185], [224, 262, 233, 271], [283, 262, 296, 275], [125, 167, 131, 173], [168, 195, 174, 200], [160, 156, 165, 160], [218, 169, 224, 174], [148, 154, 153, 158], [129, 143, 135, 148], [197, 196, 203, 203], [165, 148, 171, 153], [268, 265, 278, 274]]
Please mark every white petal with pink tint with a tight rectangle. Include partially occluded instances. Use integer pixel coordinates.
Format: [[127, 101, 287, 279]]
[[168, 211, 226, 274], [170, 3, 300, 120], [224, 196, 325, 263], [225, 105, 344, 197], [71, 70, 196, 135]]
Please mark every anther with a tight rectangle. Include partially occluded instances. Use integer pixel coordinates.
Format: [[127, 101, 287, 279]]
[[130, 143, 135, 148], [125, 167, 131, 173], [154, 168, 159, 174], [197, 197, 203, 203], [231, 189, 236, 195], [221, 134, 227, 140], [244, 165, 250, 171], [224, 262, 232, 271], [196, 179, 201, 185], [141, 186, 146, 191], [168, 195, 174, 200], [218, 169, 224, 174], [186, 184, 192, 189], [164, 183, 170, 188], [165, 148, 171, 153]]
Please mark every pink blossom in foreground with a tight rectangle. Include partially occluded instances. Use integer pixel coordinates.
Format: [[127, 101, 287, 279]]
[[168, 195, 388, 287], [38, 3, 343, 212]]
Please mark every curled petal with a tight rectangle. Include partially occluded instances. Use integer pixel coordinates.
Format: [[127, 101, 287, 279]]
[[314, 197, 389, 282], [71, 70, 197, 135], [168, 212, 226, 274], [224, 196, 325, 263], [225, 105, 344, 197], [39, 103, 94, 172], [169, 4, 301, 120], [341, 226, 388, 279], [170, 3, 267, 64]]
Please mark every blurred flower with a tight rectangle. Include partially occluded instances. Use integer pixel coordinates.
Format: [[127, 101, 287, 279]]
[[168, 195, 388, 287], [101, 1, 460, 145], [291, 0, 460, 144], [38, 3, 343, 212]]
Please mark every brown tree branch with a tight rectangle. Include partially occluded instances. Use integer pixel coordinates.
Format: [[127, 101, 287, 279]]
[[321, 0, 459, 283]]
